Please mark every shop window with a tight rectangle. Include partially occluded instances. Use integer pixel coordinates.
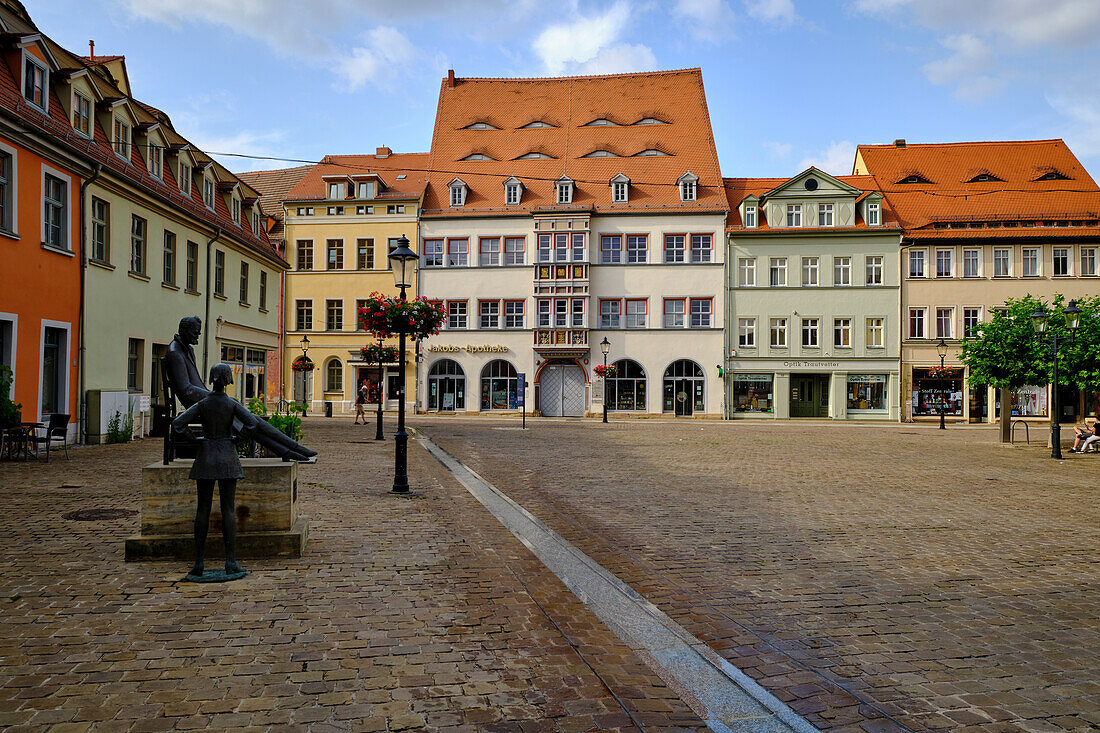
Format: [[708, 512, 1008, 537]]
[[428, 359, 465, 411], [480, 360, 518, 410], [607, 359, 646, 411], [1005, 385, 1048, 417], [733, 374, 772, 413], [847, 374, 887, 412], [912, 367, 963, 416]]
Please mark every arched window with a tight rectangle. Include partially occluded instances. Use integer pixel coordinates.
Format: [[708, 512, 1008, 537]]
[[607, 359, 646, 411], [428, 359, 465, 411], [325, 358, 343, 392], [480, 360, 519, 410], [663, 359, 704, 415]]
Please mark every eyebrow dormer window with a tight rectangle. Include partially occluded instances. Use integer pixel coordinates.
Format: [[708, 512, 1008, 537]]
[[583, 118, 617, 126], [449, 179, 467, 207], [635, 148, 670, 157], [461, 153, 494, 161], [517, 152, 554, 160], [462, 122, 498, 130], [634, 117, 666, 125], [1036, 171, 1070, 181], [678, 173, 698, 202], [113, 118, 130, 159], [520, 120, 554, 129], [23, 57, 46, 111], [898, 174, 931, 184], [72, 93, 91, 137], [557, 179, 573, 204], [582, 150, 617, 158], [967, 174, 1002, 183]]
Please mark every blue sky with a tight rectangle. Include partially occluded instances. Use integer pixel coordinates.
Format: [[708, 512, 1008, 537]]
[[28, 0, 1100, 179]]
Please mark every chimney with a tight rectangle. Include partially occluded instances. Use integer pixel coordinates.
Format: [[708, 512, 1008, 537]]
[[447, 69, 455, 89], [894, 139, 906, 148], [89, 40, 94, 57], [376, 146, 391, 158]]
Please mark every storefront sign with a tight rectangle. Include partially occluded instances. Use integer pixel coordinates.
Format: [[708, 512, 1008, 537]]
[[783, 361, 840, 368], [848, 374, 886, 383], [427, 344, 509, 353], [516, 374, 525, 407]]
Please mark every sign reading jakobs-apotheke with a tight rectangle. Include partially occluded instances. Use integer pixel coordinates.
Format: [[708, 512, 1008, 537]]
[[427, 344, 509, 353]]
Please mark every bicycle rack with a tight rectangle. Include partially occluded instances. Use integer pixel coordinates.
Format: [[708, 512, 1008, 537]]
[[1011, 420, 1030, 445]]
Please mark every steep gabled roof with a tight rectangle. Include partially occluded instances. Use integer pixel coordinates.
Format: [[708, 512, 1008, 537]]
[[723, 174, 898, 231], [854, 139, 1100, 234], [423, 68, 727, 216]]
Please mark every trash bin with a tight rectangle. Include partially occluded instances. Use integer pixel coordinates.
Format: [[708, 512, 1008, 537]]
[[324, 401, 333, 418]]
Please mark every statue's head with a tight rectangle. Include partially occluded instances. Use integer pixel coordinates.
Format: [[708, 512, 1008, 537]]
[[178, 316, 202, 344], [209, 363, 234, 390]]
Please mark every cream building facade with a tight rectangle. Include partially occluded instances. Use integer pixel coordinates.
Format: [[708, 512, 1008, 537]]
[[280, 150, 427, 416]]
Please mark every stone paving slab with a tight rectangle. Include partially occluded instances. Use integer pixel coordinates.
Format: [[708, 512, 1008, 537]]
[[417, 418, 1099, 733], [0, 421, 707, 732]]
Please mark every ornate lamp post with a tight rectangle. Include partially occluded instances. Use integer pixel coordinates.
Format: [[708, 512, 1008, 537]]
[[373, 337, 385, 441], [936, 338, 948, 430], [299, 335, 310, 417], [1031, 300, 1082, 459], [388, 235, 418, 494], [600, 337, 610, 424]]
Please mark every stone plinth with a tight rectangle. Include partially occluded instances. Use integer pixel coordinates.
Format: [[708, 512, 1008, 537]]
[[125, 458, 308, 561]]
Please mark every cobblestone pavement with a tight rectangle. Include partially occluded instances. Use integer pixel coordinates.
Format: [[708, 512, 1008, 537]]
[[417, 418, 1100, 733], [0, 421, 706, 732]]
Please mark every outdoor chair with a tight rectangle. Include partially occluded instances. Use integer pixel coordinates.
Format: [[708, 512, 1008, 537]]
[[30, 413, 70, 461]]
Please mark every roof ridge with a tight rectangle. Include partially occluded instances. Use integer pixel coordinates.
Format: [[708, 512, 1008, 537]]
[[859, 138, 1065, 149], [447, 67, 702, 83]]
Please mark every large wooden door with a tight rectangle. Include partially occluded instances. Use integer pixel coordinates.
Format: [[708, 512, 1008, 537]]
[[539, 363, 584, 417]]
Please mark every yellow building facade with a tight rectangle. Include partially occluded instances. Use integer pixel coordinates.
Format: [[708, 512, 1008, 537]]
[[280, 151, 428, 416]]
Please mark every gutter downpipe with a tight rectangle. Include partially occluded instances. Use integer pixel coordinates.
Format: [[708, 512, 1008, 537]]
[[722, 230, 730, 420], [78, 163, 103, 444], [202, 227, 223, 374]]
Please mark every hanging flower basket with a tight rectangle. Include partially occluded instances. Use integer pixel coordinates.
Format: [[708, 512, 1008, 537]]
[[357, 292, 446, 339], [291, 354, 315, 372], [360, 344, 400, 364], [593, 364, 617, 379], [926, 365, 960, 379]]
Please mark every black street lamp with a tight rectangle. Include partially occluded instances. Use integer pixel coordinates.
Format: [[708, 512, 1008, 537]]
[[299, 335, 310, 417], [388, 235, 418, 494], [1031, 300, 1082, 459], [936, 338, 948, 430], [374, 336, 385, 442], [600, 337, 610, 424]]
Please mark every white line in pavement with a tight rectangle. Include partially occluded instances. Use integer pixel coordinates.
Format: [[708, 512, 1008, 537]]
[[416, 431, 819, 733]]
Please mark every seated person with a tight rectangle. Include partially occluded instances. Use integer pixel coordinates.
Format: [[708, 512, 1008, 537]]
[[1073, 419, 1099, 452]]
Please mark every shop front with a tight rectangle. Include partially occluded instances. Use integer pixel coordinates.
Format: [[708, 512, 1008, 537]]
[[727, 358, 900, 420], [911, 367, 964, 419]]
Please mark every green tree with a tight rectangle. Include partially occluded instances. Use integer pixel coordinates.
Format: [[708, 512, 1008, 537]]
[[960, 294, 1100, 443]]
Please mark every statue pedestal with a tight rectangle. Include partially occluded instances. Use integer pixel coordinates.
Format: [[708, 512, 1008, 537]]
[[125, 458, 308, 561]]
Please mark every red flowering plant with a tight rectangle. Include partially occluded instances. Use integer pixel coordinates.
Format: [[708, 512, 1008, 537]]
[[360, 344, 399, 364], [291, 354, 315, 372], [593, 364, 617, 379], [357, 292, 446, 339], [926, 365, 961, 379]]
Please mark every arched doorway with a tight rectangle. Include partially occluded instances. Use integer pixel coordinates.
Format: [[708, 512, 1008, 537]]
[[607, 359, 646, 411], [481, 360, 519, 410], [427, 359, 465, 411], [663, 359, 704, 416], [539, 360, 585, 417]]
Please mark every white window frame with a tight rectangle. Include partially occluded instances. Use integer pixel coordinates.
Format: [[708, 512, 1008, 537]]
[[769, 257, 787, 287], [908, 307, 927, 339], [1022, 247, 1040, 277], [679, 179, 696, 202], [962, 248, 981, 278], [935, 307, 954, 339], [738, 318, 756, 348], [22, 52, 48, 113], [744, 205, 756, 228], [113, 117, 131, 161], [865, 317, 884, 349], [963, 307, 982, 338], [36, 319, 71, 422], [801, 318, 819, 348], [818, 203, 834, 227], [833, 256, 851, 286], [909, 249, 926, 278], [449, 182, 467, 207], [834, 318, 851, 348], [738, 258, 755, 287], [786, 204, 802, 227], [625, 299, 647, 328], [936, 249, 953, 278], [479, 300, 500, 329], [1081, 247, 1097, 277], [1052, 247, 1071, 277], [769, 317, 787, 348], [72, 92, 92, 138], [505, 183, 520, 206], [993, 248, 1012, 277], [557, 180, 573, 204], [866, 255, 883, 286], [41, 165, 72, 252], [866, 201, 881, 226], [612, 180, 628, 203], [802, 257, 818, 286], [203, 176, 215, 210], [600, 299, 621, 329]]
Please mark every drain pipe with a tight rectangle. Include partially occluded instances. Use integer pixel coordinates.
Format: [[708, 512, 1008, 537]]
[[202, 227, 222, 373], [77, 162, 103, 443]]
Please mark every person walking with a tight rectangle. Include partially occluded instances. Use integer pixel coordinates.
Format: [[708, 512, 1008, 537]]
[[354, 380, 368, 424]]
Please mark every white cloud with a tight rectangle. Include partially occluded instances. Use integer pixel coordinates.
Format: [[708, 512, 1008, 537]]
[[575, 44, 658, 75], [673, 0, 736, 42], [335, 27, 416, 91], [745, 0, 796, 25], [799, 141, 855, 176], [188, 129, 292, 174], [533, 1, 634, 74], [763, 141, 792, 158], [923, 34, 1005, 101], [1047, 93, 1100, 158]]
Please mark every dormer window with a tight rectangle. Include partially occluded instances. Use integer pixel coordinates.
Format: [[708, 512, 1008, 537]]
[[635, 149, 670, 157], [1036, 171, 1071, 181], [898, 174, 931, 184], [327, 182, 345, 199], [203, 176, 215, 209], [357, 181, 375, 198], [231, 196, 241, 223], [113, 118, 130, 159], [22, 56, 47, 111], [449, 178, 467, 207], [148, 144, 163, 179], [462, 122, 498, 130], [516, 152, 554, 160], [461, 153, 495, 161], [582, 150, 617, 158], [744, 204, 757, 228], [252, 209, 262, 234], [72, 93, 91, 137], [503, 177, 522, 206], [967, 173, 1002, 183], [583, 118, 617, 126], [178, 160, 191, 194], [610, 173, 629, 204], [867, 201, 881, 226], [556, 177, 573, 205], [520, 121, 554, 129], [678, 172, 698, 202], [634, 117, 666, 125]]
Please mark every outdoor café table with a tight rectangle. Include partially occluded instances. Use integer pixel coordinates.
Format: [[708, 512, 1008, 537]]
[[0, 423, 42, 461]]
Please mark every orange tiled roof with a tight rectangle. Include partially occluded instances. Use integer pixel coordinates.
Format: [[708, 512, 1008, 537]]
[[423, 69, 726, 217], [855, 139, 1100, 238], [722, 173, 900, 230], [283, 153, 430, 202], [239, 165, 312, 219]]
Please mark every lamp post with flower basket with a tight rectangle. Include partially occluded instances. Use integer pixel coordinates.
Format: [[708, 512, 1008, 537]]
[[595, 337, 613, 423], [291, 335, 314, 417], [935, 338, 949, 429], [360, 342, 399, 441], [356, 236, 445, 494]]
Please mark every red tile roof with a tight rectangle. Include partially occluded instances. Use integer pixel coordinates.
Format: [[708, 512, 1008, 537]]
[[722, 172, 900, 230], [283, 153, 430, 202], [423, 69, 726, 217], [854, 139, 1100, 238]]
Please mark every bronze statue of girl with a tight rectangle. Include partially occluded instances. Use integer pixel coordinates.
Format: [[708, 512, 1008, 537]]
[[172, 363, 258, 581]]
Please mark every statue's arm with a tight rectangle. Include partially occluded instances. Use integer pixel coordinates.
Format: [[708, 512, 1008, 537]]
[[233, 402, 260, 440], [171, 402, 201, 442]]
